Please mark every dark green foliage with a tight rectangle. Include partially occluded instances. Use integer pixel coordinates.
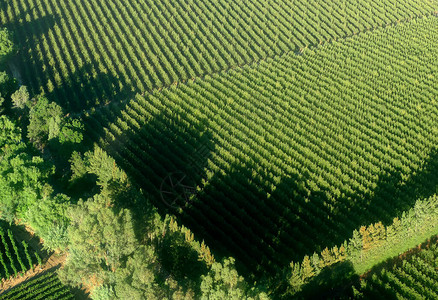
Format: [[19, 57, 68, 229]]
[[0, 115, 54, 222], [58, 119, 84, 145], [0, 71, 17, 109], [0, 28, 14, 62], [59, 193, 138, 287], [27, 97, 63, 146], [297, 261, 358, 299], [25, 194, 70, 251], [200, 257, 268, 300]]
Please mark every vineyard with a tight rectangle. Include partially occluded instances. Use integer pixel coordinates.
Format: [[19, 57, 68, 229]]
[[350, 243, 438, 299], [0, 0, 436, 111], [0, 269, 74, 300], [1, 0, 438, 297], [0, 225, 41, 280], [85, 17, 438, 278]]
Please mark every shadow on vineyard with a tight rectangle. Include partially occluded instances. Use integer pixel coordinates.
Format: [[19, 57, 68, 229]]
[[106, 109, 214, 235], [365, 149, 438, 225], [2, 8, 136, 113], [297, 260, 358, 299], [5, 12, 60, 41], [44, 63, 136, 112], [172, 149, 438, 283]]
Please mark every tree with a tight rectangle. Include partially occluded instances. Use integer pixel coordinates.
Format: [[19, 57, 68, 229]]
[[321, 247, 334, 267], [27, 97, 63, 146], [59, 119, 84, 144], [288, 261, 304, 294], [25, 193, 70, 251], [349, 229, 363, 256], [69, 151, 87, 181], [301, 255, 314, 279], [0, 115, 53, 222], [59, 193, 138, 288], [83, 146, 126, 186], [11, 85, 29, 109], [200, 257, 246, 300], [0, 28, 14, 61], [113, 245, 164, 300], [0, 71, 17, 111]]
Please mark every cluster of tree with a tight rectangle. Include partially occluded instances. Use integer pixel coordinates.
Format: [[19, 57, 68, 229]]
[[286, 194, 438, 296], [60, 146, 269, 299]]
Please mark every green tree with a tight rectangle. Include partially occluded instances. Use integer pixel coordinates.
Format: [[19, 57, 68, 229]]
[[69, 151, 87, 180], [0, 71, 17, 110], [301, 255, 314, 279], [0, 115, 53, 222], [90, 285, 116, 300], [59, 119, 84, 144], [0, 28, 14, 61], [200, 257, 248, 300], [113, 245, 163, 300], [11, 85, 29, 109], [59, 193, 138, 288], [288, 261, 304, 294], [25, 193, 70, 251], [27, 97, 63, 146]]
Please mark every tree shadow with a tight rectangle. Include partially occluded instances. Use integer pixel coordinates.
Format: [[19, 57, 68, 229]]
[[0, 5, 135, 113], [43, 63, 135, 113], [163, 148, 438, 288], [1, 11, 60, 42], [101, 110, 213, 291], [296, 260, 358, 300], [106, 109, 214, 228]]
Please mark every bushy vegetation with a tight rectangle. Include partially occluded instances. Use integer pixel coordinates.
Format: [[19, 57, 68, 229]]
[[286, 195, 438, 296]]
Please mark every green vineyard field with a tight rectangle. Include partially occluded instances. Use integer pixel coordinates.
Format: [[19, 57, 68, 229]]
[[0, 0, 436, 111], [2, 0, 438, 297], [0, 269, 74, 300], [0, 224, 41, 280], [350, 242, 438, 299], [86, 17, 438, 278]]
